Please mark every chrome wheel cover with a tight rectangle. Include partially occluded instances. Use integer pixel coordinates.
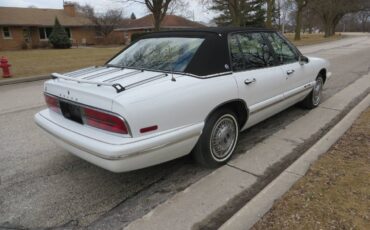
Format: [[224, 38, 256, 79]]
[[210, 114, 238, 161], [312, 78, 323, 106]]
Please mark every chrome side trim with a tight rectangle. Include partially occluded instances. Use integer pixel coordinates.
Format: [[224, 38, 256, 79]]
[[250, 83, 314, 115]]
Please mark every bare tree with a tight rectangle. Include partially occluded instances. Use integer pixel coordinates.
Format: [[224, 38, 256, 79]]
[[119, 0, 175, 31], [358, 10, 370, 32], [73, 2, 96, 19], [72, 2, 123, 38], [167, 0, 192, 19], [309, 0, 369, 37], [96, 10, 124, 37]]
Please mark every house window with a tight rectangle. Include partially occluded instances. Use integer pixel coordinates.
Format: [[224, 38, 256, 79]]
[[39, 27, 71, 40], [2, 27, 12, 39]]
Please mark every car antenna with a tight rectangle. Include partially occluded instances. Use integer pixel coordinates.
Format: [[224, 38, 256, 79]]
[[170, 65, 176, 82], [168, 47, 176, 82]]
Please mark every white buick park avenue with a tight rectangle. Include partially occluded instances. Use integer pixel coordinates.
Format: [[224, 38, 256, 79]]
[[35, 28, 331, 172]]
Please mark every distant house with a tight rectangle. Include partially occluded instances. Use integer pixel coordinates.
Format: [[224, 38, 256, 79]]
[[0, 3, 96, 50], [115, 14, 206, 44]]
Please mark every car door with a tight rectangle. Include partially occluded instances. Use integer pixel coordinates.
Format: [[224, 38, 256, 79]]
[[229, 32, 287, 129], [265, 32, 313, 98]]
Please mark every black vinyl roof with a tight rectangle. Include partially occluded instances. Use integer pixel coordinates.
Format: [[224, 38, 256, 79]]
[[125, 27, 277, 77]]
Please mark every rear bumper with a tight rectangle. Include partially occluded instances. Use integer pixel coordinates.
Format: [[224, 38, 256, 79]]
[[34, 110, 203, 172]]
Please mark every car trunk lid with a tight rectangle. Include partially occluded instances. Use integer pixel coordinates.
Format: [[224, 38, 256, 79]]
[[44, 66, 169, 111]]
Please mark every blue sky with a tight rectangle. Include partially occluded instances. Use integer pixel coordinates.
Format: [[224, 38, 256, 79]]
[[0, 0, 215, 22]]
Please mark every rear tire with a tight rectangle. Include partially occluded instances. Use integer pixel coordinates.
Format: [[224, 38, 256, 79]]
[[192, 109, 239, 168], [300, 75, 324, 109]]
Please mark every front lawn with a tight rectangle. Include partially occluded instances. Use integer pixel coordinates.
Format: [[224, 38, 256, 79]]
[[0, 46, 123, 78]]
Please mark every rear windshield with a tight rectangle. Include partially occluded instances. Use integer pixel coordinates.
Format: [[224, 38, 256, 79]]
[[108, 37, 204, 72]]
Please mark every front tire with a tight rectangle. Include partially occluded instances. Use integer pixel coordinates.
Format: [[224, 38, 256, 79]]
[[192, 109, 239, 168], [301, 75, 324, 109]]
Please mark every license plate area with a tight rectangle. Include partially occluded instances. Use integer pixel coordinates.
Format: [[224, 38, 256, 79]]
[[59, 101, 83, 124]]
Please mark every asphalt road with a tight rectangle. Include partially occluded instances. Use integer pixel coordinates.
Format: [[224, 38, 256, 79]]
[[1, 34, 370, 229]]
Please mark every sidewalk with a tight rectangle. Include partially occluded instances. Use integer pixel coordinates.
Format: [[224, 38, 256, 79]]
[[251, 107, 370, 230]]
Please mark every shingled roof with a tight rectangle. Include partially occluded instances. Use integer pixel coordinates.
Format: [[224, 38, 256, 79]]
[[117, 14, 205, 31], [0, 7, 94, 27]]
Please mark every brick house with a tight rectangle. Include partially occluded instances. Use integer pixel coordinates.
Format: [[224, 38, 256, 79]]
[[0, 3, 96, 50], [115, 14, 206, 44]]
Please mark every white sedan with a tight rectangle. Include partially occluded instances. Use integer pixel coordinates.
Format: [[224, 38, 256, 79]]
[[35, 28, 331, 172]]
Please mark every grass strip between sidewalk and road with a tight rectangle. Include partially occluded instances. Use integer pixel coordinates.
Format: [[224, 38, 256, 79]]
[[252, 107, 370, 230]]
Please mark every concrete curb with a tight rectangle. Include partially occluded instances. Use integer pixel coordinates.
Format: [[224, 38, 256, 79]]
[[220, 94, 370, 230], [0, 75, 49, 86]]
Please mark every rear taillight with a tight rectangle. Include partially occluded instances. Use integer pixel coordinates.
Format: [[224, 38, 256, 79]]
[[44, 94, 61, 114], [44, 94, 129, 135], [83, 107, 129, 135]]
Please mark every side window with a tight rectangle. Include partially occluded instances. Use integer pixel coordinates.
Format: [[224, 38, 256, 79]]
[[266, 33, 298, 64], [229, 33, 274, 71], [229, 34, 245, 71]]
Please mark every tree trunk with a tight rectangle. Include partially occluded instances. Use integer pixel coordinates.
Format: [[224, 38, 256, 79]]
[[295, 7, 302, 40], [324, 21, 332, 37], [266, 0, 275, 28], [229, 0, 241, 26], [153, 13, 161, 31]]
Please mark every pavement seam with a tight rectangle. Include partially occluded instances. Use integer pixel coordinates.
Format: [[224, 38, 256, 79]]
[[226, 164, 262, 178], [319, 106, 342, 112], [284, 170, 305, 177]]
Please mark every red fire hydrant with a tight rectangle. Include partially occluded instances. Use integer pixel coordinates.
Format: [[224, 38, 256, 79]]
[[0, 56, 12, 78]]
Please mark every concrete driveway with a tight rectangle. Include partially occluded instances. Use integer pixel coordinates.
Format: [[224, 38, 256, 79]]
[[1, 34, 370, 229]]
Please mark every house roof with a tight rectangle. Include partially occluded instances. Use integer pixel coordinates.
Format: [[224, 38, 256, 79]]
[[116, 14, 205, 31], [0, 7, 94, 27]]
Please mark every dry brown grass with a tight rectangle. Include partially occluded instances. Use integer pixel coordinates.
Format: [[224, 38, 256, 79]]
[[252, 107, 370, 230], [0, 46, 123, 78], [286, 33, 342, 46]]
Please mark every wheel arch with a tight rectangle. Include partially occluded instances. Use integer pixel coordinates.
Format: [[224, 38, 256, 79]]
[[205, 99, 249, 129], [318, 68, 327, 84]]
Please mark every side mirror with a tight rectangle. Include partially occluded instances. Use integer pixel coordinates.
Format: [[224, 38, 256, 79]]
[[299, 56, 309, 65]]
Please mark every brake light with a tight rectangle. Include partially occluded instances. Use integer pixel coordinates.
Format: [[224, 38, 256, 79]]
[[44, 94, 61, 114], [83, 107, 128, 134]]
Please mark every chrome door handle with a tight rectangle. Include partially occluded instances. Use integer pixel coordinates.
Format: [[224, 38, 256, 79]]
[[286, 70, 295, 75], [244, 78, 256, 85]]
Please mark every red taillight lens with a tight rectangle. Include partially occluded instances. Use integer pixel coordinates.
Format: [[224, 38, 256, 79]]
[[44, 94, 61, 113], [83, 107, 128, 134]]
